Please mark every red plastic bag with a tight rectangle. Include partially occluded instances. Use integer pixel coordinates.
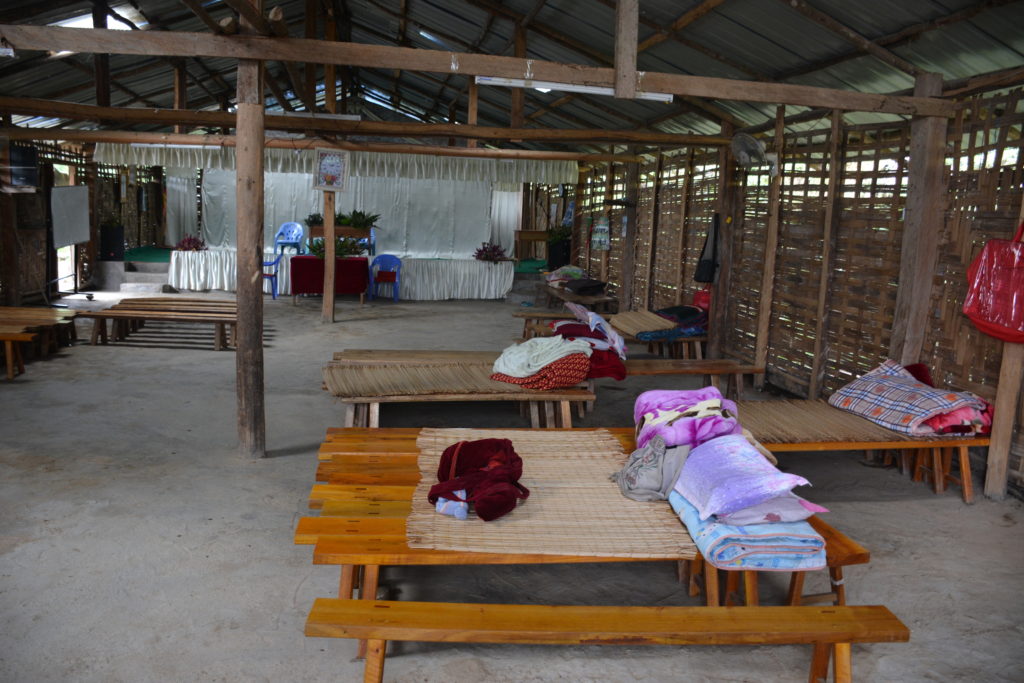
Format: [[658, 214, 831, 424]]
[[962, 221, 1024, 343], [693, 286, 711, 311]]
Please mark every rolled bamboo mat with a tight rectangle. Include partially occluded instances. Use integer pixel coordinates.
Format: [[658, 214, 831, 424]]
[[407, 428, 697, 560], [735, 399, 922, 444], [323, 362, 523, 397], [608, 310, 677, 336]]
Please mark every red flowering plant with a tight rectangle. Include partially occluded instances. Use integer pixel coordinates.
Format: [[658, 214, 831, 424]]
[[474, 242, 507, 263], [175, 234, 207, 251]]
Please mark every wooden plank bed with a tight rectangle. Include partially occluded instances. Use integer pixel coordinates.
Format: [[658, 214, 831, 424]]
[[78, 298, 238, 350], [297, 427, 907, 683], [736, 399, 990, 503]]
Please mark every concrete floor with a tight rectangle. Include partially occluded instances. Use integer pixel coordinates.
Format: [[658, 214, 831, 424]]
[[2, 290, 1023, 682]]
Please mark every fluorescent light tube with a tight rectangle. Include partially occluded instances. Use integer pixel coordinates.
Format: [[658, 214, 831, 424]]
[[475, 75, 673, 103]]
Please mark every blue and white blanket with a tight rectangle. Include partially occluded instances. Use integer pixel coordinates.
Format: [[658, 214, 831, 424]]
[[669, 491, 826, 571]]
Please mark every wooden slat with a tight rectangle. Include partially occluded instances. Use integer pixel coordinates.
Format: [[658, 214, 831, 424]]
[[305, 599, 910, 645]]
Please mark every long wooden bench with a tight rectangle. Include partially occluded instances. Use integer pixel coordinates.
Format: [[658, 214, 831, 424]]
[[306, 598, 908, 683], [0, 328, 38, 380], [625, 358, 765, 399], [542, 283, 616, 311], [77, 309, 237, 350]]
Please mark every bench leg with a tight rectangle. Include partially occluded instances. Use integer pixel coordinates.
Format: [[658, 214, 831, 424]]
[[356, 565, 381, 658], [704, 564, 720, 606], [830, 567, 846, 606], [833, 642, 852, 683], [343, 404, 356, 428], [339, 564, 356, 598], [931, 447, 945, 494], [956, 445, 974, 504], [687, 558, 703, 597], [558, 400, 572, 428], [787, 572, 806, 606], [529, 402, 540, 428], [363, 638, 387, 683], [367, 403, 380, 429], [743, 571, 759, 606], [809, 642, 831, 683], [214, 323, 225, 351], [4, 340, 14, 380], [543, 401, 555, 428]]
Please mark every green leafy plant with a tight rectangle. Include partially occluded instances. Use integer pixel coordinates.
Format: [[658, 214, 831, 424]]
[[305, 212, 323, 227], [308, 236, 366, 258], [547, 224, 572, 244]]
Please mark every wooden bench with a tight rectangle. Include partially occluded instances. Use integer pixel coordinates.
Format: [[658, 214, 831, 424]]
[[77, 309, 237, 350], [624, 358, 765, 399], [542, 284, 615, 311], [0, 328, 38, 380], [339, 388, 595, 429], [305, 598, 909, 683]]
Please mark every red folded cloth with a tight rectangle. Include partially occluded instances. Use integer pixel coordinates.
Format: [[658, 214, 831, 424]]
[[587, 348, 626, 380], [550, 322, 606, 339], [427, 439, 529, 521], [490, 353, 591, 391]]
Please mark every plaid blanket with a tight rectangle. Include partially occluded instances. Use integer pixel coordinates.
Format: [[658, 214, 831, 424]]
[[828, 360, 988, 435]]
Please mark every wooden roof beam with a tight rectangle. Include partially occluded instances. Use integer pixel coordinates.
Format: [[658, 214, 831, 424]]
[[774, 0, 1019, 81], [1, 126, 639, 162], [0, 26, 957, 117], [778, 0, 923, 77], [267, 6, 316, 111], [0, 96, 732, 146], [178, 0, 227, 34], [220, 0, 272, 36], [636, 0, 726, 51]]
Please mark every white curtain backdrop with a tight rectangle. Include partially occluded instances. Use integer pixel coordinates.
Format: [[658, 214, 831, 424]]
[[489, 189, 522, 257], [200, 170, 319, 248], [165, 168, 199, 246]]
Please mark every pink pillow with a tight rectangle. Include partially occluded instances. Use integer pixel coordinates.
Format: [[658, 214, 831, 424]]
[[717, 492, 828, 525]]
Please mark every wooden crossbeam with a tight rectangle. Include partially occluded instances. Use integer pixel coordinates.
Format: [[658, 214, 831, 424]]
[[0, 26, 957, 116]]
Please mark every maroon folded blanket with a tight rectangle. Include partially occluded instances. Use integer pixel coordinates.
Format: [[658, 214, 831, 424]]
[[427, 439, 530, 521], [587, 348, 626, 380]]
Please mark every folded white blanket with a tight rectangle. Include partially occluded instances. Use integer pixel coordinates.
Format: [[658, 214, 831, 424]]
[[492, 336, 593, 378]]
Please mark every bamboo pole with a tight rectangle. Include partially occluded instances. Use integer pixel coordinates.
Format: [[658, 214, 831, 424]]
[[234, 0, 266, 459], [674, 148, 694, 305], [808, 110, 843, 398], [644, 152, 664, 309], [753, 106, 786, 390]]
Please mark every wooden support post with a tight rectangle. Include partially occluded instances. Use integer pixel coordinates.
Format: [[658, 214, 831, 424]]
[[235, 0, 266, 459], [173, 61, 187, 134], [600, 159, 615, 283], [644, 152, 664, 308], [753, 107, 785, 389], [808, 110, 843, 398], [617, 151, 640, 311], [324, 9, 337, 114], [890, 73, 947, 364], [304, 0, 318, 108], [675, 148, 694, 305], [321, 191, 336, 322], [571, 174, 584, 266], [614, 0, 638, 99], [0, 134, 19, 305], [708, 124, 738, 359], [510, 25, 526, 129], [467, 79, 479, 148], [92, 3, 111, 108]]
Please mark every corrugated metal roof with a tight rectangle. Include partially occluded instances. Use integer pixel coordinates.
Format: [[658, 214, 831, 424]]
[[0, 0, 1021, 149]]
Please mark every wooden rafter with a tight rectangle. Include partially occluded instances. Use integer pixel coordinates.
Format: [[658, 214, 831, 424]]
[[636, 0, 727, 52], [268, 6, 315, 111], [0, 96, 732, 146], [1, 126, 640, 162], [178, 0, 225, 34], [777, 0, 922, 77], [221, 0, 272, 35], [0, 26, 957, 116]]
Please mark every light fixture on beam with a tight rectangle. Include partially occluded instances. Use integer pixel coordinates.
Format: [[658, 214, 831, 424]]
[[475, 76, 673, 103]]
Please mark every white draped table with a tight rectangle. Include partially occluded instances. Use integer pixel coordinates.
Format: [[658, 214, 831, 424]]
[[398, 259, 514, 300], [169, 248, 293, 295]]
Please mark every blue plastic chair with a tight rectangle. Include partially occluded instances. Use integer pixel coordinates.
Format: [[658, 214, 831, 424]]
[[262, 254, 283, 299], [274, 222, 304, 254], [368, 254, 401, 302]]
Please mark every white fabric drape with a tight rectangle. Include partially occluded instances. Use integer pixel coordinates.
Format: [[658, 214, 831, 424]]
[[200, 170, 319, 248], [94, 143, 578, 184], [169, 248, 292, 295], [332, 176, 493, 258], [165, 168, 198, 246], [397, 259, 514, 300], [489, 190, 522, 257]]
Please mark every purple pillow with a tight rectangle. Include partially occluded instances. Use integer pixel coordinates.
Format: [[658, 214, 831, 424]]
[[674, 434, 811, 520], [716, 492, 828, 525]]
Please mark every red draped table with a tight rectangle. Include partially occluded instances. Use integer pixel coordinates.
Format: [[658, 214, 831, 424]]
[[290, 256, 368, 300]]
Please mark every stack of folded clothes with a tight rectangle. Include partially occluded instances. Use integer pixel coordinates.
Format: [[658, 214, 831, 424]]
[[532, 304, 629, 381], [616, 387, 827, 571], [829, 359, 993, 435], [490, 336, 593, 390]]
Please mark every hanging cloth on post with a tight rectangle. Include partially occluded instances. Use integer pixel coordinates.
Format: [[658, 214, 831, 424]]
[[694, 213, 720, 283], [962, 221, 1024, 344]]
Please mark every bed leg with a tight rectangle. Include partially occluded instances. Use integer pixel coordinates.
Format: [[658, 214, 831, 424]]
[[957, 445, 974, 504], [363, 639, 387, 683], [558, 400, 572, 428], [808, 642, 831, 683]]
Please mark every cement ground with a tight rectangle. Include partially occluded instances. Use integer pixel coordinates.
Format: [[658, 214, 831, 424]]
[[2, 291, 1023, 682]]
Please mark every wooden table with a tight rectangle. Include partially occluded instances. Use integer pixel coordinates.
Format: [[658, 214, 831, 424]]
[[290, 256, 368, 303]]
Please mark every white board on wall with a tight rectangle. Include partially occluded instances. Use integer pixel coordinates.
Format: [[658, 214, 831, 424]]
[[50, 186, 91, 249]]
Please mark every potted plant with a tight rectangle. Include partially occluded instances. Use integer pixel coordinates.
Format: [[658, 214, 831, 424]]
[[334, 210, 380, 238], [305, 212, 324, 228], [474, 242, 507, 263], [308, 236, 367, 259]]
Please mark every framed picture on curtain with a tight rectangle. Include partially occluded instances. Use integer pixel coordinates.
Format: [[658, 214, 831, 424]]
[[314, 149, 349, 192]]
